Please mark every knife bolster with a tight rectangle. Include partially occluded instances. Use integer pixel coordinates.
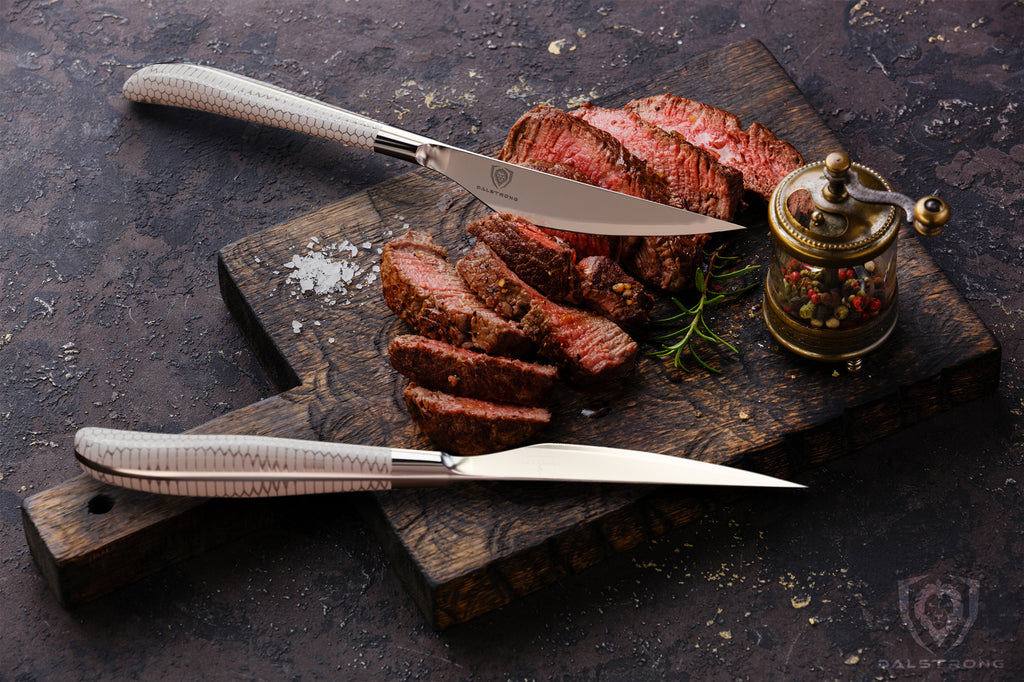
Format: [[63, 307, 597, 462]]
[[390, 449, 456, 487], [375, 129, 431, 164]]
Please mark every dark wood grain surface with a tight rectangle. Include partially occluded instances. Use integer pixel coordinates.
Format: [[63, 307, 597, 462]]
[[21, 41, 1000, 629]]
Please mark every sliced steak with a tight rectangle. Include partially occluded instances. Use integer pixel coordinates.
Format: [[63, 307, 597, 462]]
[[380, 231, 532, 357], [388, 334, 558, 406], [501, 106, 709, 291], [467, 212, 577, 300], [575, 256, 653, 330], [458, 242, 638, 385], [456, 241, 537, 321], [403, 384, 550, 456], [570, 102, 744, 221], [626, 94, 804, 200], [499, 105, 672, 204], [629, 233, 711, 293]]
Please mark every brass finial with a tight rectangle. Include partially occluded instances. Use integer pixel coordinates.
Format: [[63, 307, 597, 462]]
[[913, 196, 950, 236]]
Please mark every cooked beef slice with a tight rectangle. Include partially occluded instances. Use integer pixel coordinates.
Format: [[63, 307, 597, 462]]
[[626, 94, 804, 199], [458, 242, 638, 385], [499, 105, 672, 205], [629, 233, 711, 292], [570, 102, 744, 221], [500, 107, 709, 291], [388, 334, 558, 406], [575, 256, 653, 330], [456, 241, 536, 321], [467, 212, 578, 300], [402, 383, 550, 456], [381, 231, 532, 357]]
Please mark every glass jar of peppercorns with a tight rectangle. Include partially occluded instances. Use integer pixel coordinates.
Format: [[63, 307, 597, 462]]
[[763, 152, 949, 371]]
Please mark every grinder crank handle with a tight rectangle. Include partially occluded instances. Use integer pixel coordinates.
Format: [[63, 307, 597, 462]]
[[123, 63, 433, 163]]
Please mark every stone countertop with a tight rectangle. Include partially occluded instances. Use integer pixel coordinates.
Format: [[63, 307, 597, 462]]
[[2, 1, 1022, 678]]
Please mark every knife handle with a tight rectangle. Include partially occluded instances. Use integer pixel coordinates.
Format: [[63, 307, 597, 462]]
[[122, 63, 432, 161], [74, 427, 404, 498]]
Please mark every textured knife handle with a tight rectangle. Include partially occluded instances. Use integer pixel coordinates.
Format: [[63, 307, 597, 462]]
[[123, 63, 384, 150], [75, 427, 392, 498]]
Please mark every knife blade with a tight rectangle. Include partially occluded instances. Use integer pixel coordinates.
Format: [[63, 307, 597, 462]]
[[74, 427, 804, 498], [121, 63, 743, 238]]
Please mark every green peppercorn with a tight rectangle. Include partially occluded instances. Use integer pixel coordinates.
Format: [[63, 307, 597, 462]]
[[799, 301, 816, 319], [834, 304, 849, 320]]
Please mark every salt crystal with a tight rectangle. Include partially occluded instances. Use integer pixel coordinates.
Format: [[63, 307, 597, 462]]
[[292, 320, 303, 334]]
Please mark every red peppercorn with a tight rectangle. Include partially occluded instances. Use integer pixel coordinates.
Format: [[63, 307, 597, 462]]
[[869, 297, 882, 312]]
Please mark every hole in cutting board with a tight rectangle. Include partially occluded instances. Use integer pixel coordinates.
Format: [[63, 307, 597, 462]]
[[87, 494, 114, 515]]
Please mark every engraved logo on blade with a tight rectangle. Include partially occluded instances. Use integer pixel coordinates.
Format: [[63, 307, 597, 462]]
[[491, 165, 513, 189]]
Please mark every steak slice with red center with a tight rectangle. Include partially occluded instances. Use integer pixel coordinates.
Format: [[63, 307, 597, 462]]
[[381, 231, 532, 357], [499, 105, 672, 204], [389, 334, 558, 406], [570, 102, 744, 221], [626, 94, 804, 200], [457, 242, 638, 385], [402, 384, 551, 456], [500, 106, 710, 291]]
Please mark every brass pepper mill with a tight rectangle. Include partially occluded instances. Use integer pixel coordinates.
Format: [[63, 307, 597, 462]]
[[762, 151, 950, 372]]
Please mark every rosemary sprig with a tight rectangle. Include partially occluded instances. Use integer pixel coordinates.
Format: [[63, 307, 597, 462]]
[[648, 246, 760, 374]]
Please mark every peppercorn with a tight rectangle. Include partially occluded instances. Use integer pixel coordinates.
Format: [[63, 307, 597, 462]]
[[799, 301, 816, 319]]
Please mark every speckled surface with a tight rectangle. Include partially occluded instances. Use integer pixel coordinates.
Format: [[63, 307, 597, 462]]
[[2, 1, 1022, 679]]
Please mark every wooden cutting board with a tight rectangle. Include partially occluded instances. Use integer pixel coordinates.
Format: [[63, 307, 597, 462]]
[[22, 41, 1000, 629]]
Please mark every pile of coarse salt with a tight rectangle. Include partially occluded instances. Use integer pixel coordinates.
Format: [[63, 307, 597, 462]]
[[280, 236, 380, 306]]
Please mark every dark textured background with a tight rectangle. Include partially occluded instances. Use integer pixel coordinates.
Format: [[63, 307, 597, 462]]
[[2, 1, 1022, 679]]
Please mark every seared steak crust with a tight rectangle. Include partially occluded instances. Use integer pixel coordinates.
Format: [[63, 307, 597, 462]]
[[381, 231, 532, 357], [402, 384, 550, 456], [570, 102, 744, 221], [457, 241, 536, 321], [626, 94, 803, 199], [467, 213, 577, 300], [389, 334, 558, 406], [458, 242, 638, 385], [575, 256, 653, 330], [630, 233, 711, 293]]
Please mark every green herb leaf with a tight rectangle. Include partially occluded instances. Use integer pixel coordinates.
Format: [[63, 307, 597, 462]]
[[647, 244, 759, 375]]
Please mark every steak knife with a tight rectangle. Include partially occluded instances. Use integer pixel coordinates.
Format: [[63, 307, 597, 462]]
[[122, 63, 743, 238], [75, 427, 804, 498]]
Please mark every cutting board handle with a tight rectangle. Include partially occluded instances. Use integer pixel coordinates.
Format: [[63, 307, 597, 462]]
[[21, 386, 333, 607]]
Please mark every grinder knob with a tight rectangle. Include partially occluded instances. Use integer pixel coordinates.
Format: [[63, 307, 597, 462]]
[[914, 196, 950, 236]]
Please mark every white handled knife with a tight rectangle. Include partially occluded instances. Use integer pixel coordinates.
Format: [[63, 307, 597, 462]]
[[74, 428, 804, 498], [122, 63, 743, 238]]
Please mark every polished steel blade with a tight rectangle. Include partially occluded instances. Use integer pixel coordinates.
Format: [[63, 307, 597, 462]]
[[419, 144, 744, 237], [447, 443, 804, 488]]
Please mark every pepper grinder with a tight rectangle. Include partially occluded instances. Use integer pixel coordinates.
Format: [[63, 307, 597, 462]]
[[762, 151, 950, 372]]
